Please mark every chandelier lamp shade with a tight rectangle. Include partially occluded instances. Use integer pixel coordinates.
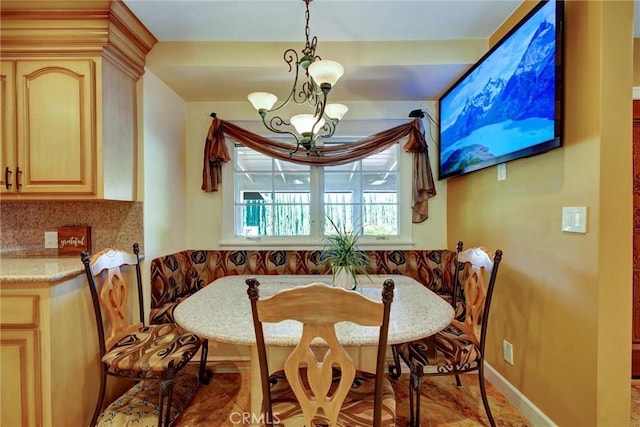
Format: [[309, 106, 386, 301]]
[[247, 0, 347, 156]]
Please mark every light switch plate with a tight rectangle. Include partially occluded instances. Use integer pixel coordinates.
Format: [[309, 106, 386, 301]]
[[497, 163, 507, 181], [562, 207, 587, 233]]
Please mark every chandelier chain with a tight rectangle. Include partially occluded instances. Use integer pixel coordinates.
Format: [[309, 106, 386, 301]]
[[302, 0, 315, 59]]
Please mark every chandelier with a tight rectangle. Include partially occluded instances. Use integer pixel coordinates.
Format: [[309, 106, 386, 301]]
[[247, 0, 347, 157]]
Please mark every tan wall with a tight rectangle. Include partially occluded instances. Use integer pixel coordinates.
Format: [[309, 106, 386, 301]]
[[447, 1, 633, 425], [634, 38, 639, 86], [141, 70, 189, 319]]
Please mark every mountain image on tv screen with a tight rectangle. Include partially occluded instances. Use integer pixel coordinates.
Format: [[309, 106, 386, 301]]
[[439, 0, 557, 178]]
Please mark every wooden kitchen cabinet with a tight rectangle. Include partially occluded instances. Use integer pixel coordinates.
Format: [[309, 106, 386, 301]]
[[0, 1, 157, 200], [0, 294, 42, 427], [1, 59, 95, 196], [0, 259, 139, 427]]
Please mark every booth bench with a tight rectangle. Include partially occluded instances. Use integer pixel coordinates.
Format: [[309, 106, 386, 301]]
[[149, 249, 460, 325]]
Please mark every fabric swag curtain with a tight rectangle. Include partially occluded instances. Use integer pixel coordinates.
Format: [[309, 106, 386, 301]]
[[201, 116, 436, 223]]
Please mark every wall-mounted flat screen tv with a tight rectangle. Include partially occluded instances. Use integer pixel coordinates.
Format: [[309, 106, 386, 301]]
[[438, 0, 563, 180]]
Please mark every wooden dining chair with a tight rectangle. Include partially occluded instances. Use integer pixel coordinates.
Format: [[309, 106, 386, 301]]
[[81, 244, 211, 427], [389, 247, 503, 427], [246, 278, 396, 427]]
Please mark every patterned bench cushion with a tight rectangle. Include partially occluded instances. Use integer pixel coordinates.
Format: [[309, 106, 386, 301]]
[[149, 249, 460, 325]]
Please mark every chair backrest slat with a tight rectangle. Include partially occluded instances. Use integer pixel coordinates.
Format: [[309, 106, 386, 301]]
[[256, 283, 383, 325], [247, 278, 394, 427], [81, 247, 142, 353], [455, 247, 502, 347]]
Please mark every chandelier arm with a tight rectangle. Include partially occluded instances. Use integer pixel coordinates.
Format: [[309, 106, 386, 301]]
[[301, 80, 321, 107], [284, 48, 297, 73], [264, 49, 301, 114], [317, 119, 339, 139], [262, 115, 301, 142], [309, 95, 327, 136]]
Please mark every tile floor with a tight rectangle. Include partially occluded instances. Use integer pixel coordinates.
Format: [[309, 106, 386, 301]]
[[175, 370, 533, 426], [632, 380, 640, 426]]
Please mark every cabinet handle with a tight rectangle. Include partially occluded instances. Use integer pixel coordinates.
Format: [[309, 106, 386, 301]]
[[4, 167, 12, 190], [16, 167, 22, 190]]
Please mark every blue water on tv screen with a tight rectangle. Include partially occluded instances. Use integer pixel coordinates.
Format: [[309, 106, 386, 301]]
[[439, 0, 560, 179]]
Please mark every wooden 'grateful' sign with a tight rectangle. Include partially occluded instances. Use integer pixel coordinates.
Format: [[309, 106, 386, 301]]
[[57, 226, 92, 256]]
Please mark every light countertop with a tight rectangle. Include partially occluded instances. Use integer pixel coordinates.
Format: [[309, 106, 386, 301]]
[[0, 257, 84, 283]]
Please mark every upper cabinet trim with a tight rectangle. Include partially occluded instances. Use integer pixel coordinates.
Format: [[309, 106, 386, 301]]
[[0, 0, 157, 79]]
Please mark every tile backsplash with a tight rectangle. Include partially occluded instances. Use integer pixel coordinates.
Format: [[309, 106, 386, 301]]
[[0, 201, 143, 257]]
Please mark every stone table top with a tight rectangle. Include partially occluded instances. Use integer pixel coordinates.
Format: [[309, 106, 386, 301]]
[[175, 274, 455, 347]]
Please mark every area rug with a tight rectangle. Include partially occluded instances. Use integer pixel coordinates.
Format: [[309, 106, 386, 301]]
[[175, 371, 531, 426]]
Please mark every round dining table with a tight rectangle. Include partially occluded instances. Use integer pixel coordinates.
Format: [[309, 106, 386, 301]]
[[174, 274, 454, 423]]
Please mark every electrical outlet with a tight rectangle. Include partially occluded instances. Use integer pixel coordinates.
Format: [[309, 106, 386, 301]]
[[503, 340, 514, 365], [44, 231, 58, 249]]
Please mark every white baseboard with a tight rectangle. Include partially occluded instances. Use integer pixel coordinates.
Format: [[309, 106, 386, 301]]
[[484, 362, 557, 427]]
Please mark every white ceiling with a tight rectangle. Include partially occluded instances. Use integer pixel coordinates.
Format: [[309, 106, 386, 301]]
[[124, 0, 640, 104], [125, 0, 523, 42]]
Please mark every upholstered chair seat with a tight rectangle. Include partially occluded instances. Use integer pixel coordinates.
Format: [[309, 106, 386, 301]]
[[96, 366, 201, 427], [394, 321, 481, 374], [101, 324, 205, 378]]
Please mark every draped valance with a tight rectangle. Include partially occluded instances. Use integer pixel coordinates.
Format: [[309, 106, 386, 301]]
[[201, 116, 436, 223]]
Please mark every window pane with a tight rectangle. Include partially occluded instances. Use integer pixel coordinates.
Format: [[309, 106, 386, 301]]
[[235, 147, 311, 237], [363, 194, 398, 235], [323, 145, 399, 237], [362, 146, 397, 171], [273, 173, 310, 193], [363, 172, 398, 192], [235, 173, 273, 201], [324, 204, 355, 234], [271, 196, 310, 236], [236, 146, 273, 171], [324, 172, 361, 194]]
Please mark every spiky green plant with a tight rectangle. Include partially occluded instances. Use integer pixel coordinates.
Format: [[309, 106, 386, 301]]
[[322, 216, 370, 286]]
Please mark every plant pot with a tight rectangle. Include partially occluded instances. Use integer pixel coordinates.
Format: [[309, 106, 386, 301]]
[[333, 267, 356, 290]]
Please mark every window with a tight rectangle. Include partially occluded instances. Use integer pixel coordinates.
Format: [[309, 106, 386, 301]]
[[224, 141, 411, 245]]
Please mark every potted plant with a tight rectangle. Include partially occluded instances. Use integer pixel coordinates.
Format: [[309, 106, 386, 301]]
[[322, 217, 370, 290]]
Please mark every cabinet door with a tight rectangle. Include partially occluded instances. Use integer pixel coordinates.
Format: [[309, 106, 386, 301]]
[[15, 60, 96, 194], [0, 330, 41, 427], [1, 61, 17, 194]]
